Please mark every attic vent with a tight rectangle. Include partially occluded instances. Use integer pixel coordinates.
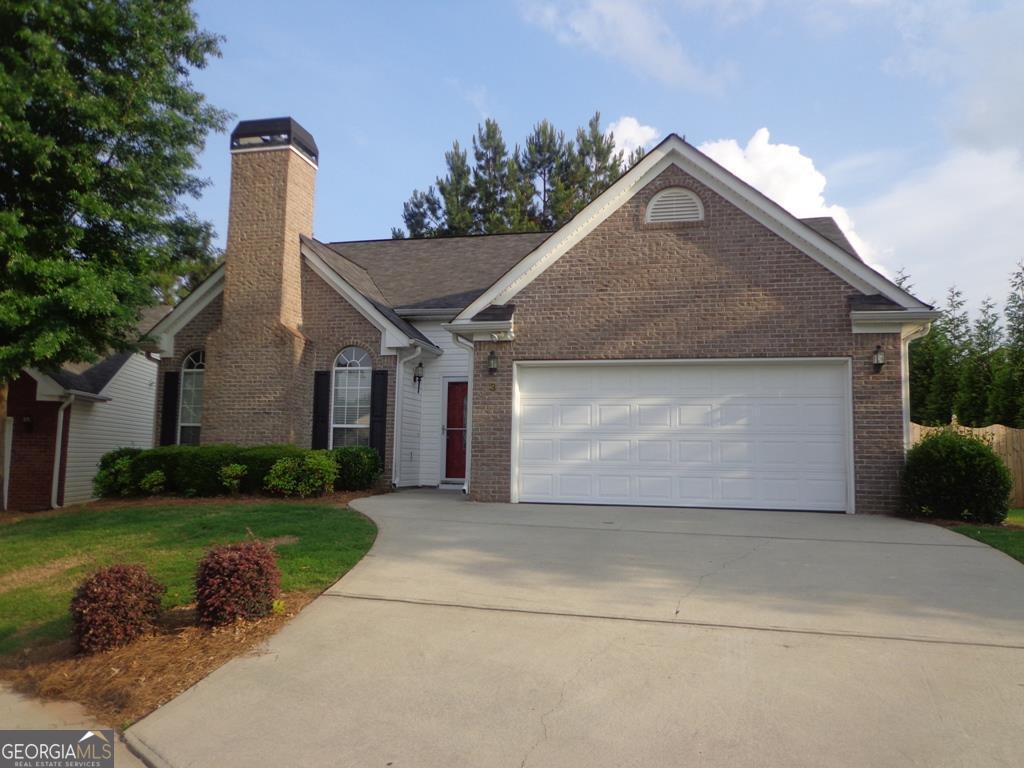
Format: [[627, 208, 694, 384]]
[[645, 187, 704, 224]]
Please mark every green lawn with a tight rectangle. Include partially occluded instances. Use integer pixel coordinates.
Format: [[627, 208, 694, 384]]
[[0, 501, 376, 656], [952, 508, 1024, 564]]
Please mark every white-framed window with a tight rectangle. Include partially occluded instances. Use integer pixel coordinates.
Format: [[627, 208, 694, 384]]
[[179, 350, 205, 445], [332, 346, 372, 448], [645, 187, 704, 224]]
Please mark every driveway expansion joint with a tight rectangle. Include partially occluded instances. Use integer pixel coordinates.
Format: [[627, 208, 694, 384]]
[[326, 591, 1024, 651]]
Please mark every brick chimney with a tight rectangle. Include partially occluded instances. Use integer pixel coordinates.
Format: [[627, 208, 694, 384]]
[[202, 118, 318, 445]]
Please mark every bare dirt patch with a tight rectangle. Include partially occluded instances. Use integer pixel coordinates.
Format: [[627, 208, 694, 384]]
[[0, 556, 90, 593], [0, 591, 317, 728]]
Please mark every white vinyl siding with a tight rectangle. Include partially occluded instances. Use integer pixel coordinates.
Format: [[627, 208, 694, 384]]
[[515, 361, 850, 512], [397, 355, 422, 486], [409, 320, 470, 486], [64, 354, 157, 505]]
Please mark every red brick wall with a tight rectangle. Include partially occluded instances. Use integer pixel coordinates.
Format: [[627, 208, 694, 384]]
[[7, 374, 67, 511], [469, 164, 904, 514]]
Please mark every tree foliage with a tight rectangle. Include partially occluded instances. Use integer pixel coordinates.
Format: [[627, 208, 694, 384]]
[[394, 112, 646, 238], [0, 0, 228, 381], [908, 262, 1024, 427]]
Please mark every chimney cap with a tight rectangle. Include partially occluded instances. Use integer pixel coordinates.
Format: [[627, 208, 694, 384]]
[[230, 117, 318, 164]]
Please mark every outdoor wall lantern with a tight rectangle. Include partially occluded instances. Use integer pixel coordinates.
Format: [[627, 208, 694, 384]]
[[21, 415, 33, 433], [872, 344, 886, 372], [413, 361, 424, 393], [488, 350, 499, 375]]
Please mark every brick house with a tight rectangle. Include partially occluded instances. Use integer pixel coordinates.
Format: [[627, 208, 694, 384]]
[[148, 117, 938, 514]]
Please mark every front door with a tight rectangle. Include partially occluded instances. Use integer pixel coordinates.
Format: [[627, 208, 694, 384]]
[[444, 380, 468, 481]]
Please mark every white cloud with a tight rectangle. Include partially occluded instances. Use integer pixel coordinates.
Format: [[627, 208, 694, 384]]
[[522, 0, 735, 93], [698, 128, 878, 268], [852, 147, 1024, 309], [607, 116, 659, 154]]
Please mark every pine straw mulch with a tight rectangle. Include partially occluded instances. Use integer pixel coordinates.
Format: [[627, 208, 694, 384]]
[[0, 591, 318, 729]]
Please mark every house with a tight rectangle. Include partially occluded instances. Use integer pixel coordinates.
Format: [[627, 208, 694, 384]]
[[147, 117, 938, 514], [4, 307, 169, 511]]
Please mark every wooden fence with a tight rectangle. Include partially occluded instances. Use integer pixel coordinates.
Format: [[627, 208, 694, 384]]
[[910, 423, 1024, 507]]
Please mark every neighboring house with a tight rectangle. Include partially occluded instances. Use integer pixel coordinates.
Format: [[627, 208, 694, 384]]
[[4, 308, 169, 511], [147, 117, 938, 514]]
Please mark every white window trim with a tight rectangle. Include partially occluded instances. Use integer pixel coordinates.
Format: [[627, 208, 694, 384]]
[[329, 347, 372, 448], [178, 351, 205, 445]]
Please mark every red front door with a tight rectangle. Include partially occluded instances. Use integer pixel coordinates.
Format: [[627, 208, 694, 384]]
[[444, 381, 468, 480]]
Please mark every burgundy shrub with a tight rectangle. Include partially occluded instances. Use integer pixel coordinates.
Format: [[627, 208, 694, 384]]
[[195, 541, 280, 627], [70, 564, 165, 654]]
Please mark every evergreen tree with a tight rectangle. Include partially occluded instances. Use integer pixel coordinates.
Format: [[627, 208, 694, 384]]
[[400, 187, 444, 238], [955, 297, 1002, 426], [437, 141, 474, 235], [471, 119, 512, 233], [987, 261, 1024, 426], [523, 120, 566, 230], [921, 287, 969, 423]]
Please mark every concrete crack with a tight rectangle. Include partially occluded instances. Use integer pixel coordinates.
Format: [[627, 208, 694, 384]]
[[674, 540, 763, 617]]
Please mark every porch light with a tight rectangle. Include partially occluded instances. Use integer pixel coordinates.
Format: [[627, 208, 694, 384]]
[[413, 361, 424, 393], [487, 350, 499, 375], [872, 345, 886, 371]]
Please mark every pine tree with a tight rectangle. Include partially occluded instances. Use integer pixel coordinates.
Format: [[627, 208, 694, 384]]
[[400, 188, 444, 238], [955, 298, 1002, 426], [987, 261, 1024, 426], [437, 141, 474, 235], [523, 121, 566, 229], [471, 119, 511, 233]]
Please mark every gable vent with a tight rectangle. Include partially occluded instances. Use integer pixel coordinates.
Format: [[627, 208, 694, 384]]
[[645, 187, 704, 224]]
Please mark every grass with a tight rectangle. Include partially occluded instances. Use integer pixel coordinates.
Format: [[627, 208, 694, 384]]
[[0, 500, 376, 656], [951, 508, 1024, 564]]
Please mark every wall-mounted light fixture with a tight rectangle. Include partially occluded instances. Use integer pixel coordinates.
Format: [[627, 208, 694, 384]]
[[21, 415, 33, 433], [413, 361, 424, 393], [872, 344, 886, 372], [487, 350, 498, 375]]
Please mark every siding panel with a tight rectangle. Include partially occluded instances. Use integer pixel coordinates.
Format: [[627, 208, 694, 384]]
[[412, 321, 470, 486]]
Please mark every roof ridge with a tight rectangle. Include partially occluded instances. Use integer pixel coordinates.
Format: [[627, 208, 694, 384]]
[[326, 230, 552, 246]]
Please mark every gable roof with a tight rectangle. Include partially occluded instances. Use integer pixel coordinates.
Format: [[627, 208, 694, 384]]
[[800, 217, 859, 259], [454, 134, 931, 323], [325, 232, 551, 310], [48, 352, 134, 395]]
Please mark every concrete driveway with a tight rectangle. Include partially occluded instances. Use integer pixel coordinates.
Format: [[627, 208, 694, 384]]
[[128, 491, 1024, 767]]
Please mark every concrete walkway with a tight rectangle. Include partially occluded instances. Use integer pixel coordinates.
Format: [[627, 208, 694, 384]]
[[1, 684, 143, 767], [127, 491, 1024, 767]]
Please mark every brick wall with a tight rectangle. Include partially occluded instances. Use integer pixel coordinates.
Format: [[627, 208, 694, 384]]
[[7, 373, 69, 511], [469, 164, 904, 514], [153, 254, 395, 477]]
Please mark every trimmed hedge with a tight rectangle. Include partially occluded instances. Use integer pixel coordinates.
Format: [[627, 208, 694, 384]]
[[901, 429, 1012, 524], [265, 451, 338, 497], [332, 446, 382, 491], [94, 443, 378, 498], [70, 564, 165, 654]]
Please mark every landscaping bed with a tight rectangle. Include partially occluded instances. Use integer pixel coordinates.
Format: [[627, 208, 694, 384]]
[[0, 495, 377, 726]]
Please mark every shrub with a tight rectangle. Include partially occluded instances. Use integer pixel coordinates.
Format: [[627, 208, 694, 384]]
[[70, 565, 165, 653], [332, 446, 382, 491], [93, 447, 143, 497], [195, 541, 280, 627], [901, 429, 1012, 524], [219, 463, 248, 494], [139, 469, 166, 495], [234, 445, 306, 494], [264, 451, 338, 497]]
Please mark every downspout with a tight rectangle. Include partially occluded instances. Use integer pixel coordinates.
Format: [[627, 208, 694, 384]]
[[51, 395, 74, 509], [451, 334, 475, 495]]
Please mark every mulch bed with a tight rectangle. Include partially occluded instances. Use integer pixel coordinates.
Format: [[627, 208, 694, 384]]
[[0, 592, 317, 728]]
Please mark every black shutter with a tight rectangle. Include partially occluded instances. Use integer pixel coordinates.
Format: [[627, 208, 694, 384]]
[[312, 371, 331, 449], [159, 371, 180, 446], [369, 369, 388, 461]]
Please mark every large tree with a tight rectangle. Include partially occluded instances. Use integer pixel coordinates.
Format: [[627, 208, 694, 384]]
[[395, 111, 644, 238], [0, 0, 227, 503]]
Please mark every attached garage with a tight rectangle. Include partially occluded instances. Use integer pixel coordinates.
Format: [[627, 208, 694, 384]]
[[513, 360, 853, 512]]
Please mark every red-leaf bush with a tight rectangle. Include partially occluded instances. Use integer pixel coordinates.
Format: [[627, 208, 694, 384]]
[[70, 565, 165, 654], [195, 541, 281, 627]]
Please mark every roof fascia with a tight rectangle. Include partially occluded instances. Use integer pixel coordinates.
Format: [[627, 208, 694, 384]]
[[148, 266, 225, 356]]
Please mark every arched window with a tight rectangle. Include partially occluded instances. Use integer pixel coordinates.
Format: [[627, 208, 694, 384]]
[[645, 187, 704, 224], [332, 346, 372, 447], [179, 350, 205, 445]]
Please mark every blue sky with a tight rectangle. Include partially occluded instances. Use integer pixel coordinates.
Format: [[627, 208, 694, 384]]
[[188, 0, 1024, 313]]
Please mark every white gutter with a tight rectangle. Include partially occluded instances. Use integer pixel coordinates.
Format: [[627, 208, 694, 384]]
[[450, 333, 476, 494], [51, 395, 74, 509]]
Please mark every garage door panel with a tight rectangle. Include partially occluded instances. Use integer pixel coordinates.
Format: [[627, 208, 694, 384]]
[[516, 363, 849, 511]]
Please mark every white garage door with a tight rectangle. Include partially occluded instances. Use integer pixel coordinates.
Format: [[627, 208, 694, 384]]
[[514, 361, 850, 511]]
